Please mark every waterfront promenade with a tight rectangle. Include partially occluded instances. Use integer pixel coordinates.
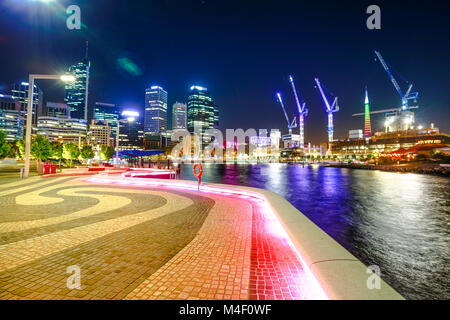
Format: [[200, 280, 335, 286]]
[[0, 174, 402, 300]]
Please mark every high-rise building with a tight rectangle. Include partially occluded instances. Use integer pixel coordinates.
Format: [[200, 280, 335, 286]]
[[0, 93, 23, 141], [187, 86, 216, 143], [93, 102, 120, 139], [214, 104, 219, 129], [46, 102, 70, 118], [11, 82, 43, 124], [65, 42, 90, 120], [144, 86, 167, 134], [172, 102, 187, 130], [118, 112, 144, 150], [37, 116, 87, 145]]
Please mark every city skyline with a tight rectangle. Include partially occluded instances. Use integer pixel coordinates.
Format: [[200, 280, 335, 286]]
[[0, 1, 449, 144]]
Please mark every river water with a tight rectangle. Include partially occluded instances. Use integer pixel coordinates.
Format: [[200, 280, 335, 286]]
[[179, 163, 450, 300]]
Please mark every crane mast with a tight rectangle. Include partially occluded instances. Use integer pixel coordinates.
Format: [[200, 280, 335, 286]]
[[314, 78, 339, 150], [289, 76, 308, 148]]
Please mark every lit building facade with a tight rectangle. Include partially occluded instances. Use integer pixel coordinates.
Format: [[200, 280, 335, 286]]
[[144, 86, 167, 134], [88, 120, 111, 147], [37, 116, 87, 145], [65, 59, 89, 120], [93, 102, 120, 139], [332, 127, 450, 156], [0, 94, 23, 141], [172, 102, 187, 130], [0, 111, 23, 142], [46, 102, 70, 118], [11, 82, 43, 124], [118, 115, 144, 150], [187, 86, 216, 143]]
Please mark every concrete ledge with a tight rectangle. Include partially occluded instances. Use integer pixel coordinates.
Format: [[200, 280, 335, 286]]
[[199, 181, 404, 300]]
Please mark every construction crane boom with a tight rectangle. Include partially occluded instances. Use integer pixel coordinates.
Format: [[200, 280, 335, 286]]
[[374, 50, 418, 110], [352, 105, 419, 117], [374, 51, 403, 98], [276, 92, 297, 134]]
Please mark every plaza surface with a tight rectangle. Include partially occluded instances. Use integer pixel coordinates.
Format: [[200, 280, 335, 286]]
[[0, 174, 325, 300]]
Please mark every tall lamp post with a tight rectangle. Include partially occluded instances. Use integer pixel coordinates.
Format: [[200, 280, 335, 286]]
[[24, 74, 76, 178], [115, 110, 138, 168]]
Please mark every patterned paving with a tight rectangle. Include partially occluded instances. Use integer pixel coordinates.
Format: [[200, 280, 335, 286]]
[[0, 175, 326, 300]]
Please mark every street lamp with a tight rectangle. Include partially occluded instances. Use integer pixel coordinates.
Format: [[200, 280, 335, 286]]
[[23, 74, 75, 178], [115, 110, 139, 168]]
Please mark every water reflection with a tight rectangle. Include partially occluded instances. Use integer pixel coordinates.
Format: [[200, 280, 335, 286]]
[[180, 163, 450, 299]]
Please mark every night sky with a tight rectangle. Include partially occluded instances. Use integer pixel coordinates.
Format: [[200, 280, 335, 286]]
[[0, 0, 449, 144]]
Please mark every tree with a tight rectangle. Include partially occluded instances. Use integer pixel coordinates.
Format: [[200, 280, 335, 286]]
[[63, 143, 80, 167], [51, 142, 64, 171], [16, 139, 25, 159], [100, 145, 115, 161], [0, 131, 12, 159], [79, 145, 95, 161], [31, 135, 52, 163], [51, 142, 63, 160]]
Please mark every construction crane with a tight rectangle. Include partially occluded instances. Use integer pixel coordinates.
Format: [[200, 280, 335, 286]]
[[314, 78, 339, 148], [374, 50, 418, 111], [289, 75, 308, 148], [276, 92, 297, 135]]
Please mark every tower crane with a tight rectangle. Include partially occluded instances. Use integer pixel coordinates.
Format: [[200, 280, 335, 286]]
[[314, 78, 339, 148], [276, 92, 297, 135], [289, 75, 308, 148], [374, 51, 418, 111]]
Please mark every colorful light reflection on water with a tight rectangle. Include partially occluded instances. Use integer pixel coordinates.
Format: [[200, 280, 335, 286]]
[[180, 163, 450, 300]]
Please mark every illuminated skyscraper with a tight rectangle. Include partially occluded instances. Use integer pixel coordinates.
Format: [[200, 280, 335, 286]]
[[364, 87, 372, 137], [172, 102, 187, 130], [187, 86, 216, 142], [11, 82, 43, 124], [144, 86, 167, 134], [65, 42, 90, 120]]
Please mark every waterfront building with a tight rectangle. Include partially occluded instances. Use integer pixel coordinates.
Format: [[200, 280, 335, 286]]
[[348, 129, 363, 140], [88, 120, 111, 147], [143, 130, 173, 150], [332, 126, 450, 156], [11, 82, 43, 124], [65, 43, 90, 120], [144, 86, 167, 134], [37, 116, 87, 145], [172, 102, 187, 130], [187, 86, 216, 143], [46, 102, 70, 118]]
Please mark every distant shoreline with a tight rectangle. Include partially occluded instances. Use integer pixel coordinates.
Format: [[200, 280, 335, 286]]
[[325, 162, 450, 177]]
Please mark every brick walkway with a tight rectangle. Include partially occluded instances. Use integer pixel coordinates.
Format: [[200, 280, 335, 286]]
[[0, 175, 325, 300]]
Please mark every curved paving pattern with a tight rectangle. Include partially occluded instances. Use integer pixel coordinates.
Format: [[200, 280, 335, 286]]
[[0, 176, 325, 300]]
